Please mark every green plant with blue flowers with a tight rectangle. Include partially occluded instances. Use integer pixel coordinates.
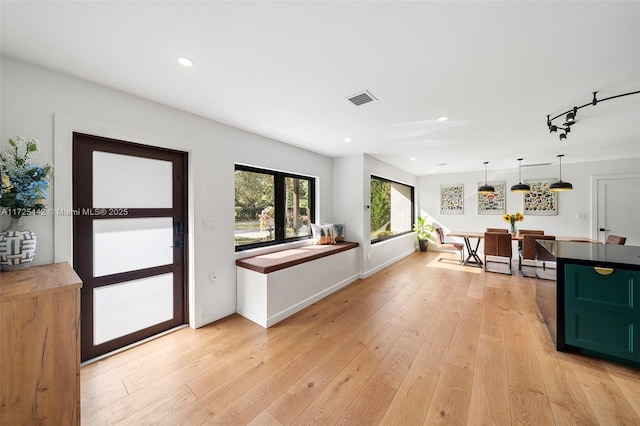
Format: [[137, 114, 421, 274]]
[[1, 136, 53, 218]]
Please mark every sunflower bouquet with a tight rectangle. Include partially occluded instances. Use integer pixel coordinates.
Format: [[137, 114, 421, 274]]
[[502, 211, 524, 234]]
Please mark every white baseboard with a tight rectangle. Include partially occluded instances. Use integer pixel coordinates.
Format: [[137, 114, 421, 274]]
[[360, 247, 416, 279], [265, 273, 360, 327]]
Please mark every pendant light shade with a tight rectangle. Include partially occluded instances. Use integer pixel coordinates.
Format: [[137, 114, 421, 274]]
[[478, 161, 495, 194], [549, 154, 573, 192], [510, 158, 531, 192]]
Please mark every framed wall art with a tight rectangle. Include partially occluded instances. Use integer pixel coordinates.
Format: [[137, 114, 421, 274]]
[[523, 179, 558, 215], [477, 181, 505, 215], [440, 184, 464, 214]]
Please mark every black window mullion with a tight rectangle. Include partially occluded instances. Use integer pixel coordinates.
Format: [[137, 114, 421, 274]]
[[274, 174, 286, 241], [308, 178, 316, 225], [410, 185, 415, 227]]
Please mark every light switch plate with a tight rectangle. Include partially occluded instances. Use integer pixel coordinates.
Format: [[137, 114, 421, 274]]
[[203, 216, 215, 229]]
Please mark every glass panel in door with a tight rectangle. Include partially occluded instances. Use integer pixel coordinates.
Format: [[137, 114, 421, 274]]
[[94, 273, 174, 345], [93, 151, 173, 208], [93, 217, 173, 277]]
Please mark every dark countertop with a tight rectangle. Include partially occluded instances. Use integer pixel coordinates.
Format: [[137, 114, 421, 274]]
[[537, 240, 640, 269]]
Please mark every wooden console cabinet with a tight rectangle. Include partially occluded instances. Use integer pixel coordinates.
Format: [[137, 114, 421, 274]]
[[0, 262, 82, 425]]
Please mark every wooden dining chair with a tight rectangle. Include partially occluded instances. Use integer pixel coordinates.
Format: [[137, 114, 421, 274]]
[[605, 234, 626, 245], [520, 234, 555, 278], [486, 228, 509, 233], [518, 229, 544, 236], [517, 229, 544, 250], [483, 232, 512, 275], [434, 227, 464, 264]]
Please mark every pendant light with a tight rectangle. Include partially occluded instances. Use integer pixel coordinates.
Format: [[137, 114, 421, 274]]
[[549, 154, 573, 192], [510, 158, 531, 192], [478, 161, 495, 194]]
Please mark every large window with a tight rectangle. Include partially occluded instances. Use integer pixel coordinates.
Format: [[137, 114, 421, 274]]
[[370, 175, 414, 243], [235, 165, 315, 250]]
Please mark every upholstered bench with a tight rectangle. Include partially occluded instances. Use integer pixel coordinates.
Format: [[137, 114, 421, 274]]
[[236, 242, 360, 327]]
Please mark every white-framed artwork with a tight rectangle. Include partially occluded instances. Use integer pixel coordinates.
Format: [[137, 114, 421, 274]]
[[477, 181, 506, 215], [523, 179, 558, 216], [440, 184, 464, 214]]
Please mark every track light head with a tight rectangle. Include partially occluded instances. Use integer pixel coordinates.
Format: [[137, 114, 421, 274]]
[[559, 133, 567, 141], [565, 111, 576, 124], [549, 125, 558, 133]]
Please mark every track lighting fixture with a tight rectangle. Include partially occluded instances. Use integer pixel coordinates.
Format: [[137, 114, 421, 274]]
[[549, 154, 573, 192], [510, 158, 531, 192], [547, 90, 639, 141], [478, 161, 495, 194]]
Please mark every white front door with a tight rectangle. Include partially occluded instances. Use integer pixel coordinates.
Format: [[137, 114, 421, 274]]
[[595, 174, 640, 245]]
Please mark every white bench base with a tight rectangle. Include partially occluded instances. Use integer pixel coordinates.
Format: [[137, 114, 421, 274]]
[[236, 246, 359, 327]]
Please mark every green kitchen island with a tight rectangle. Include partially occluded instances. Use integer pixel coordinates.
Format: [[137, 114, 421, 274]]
[[536, 240, 640, 368]]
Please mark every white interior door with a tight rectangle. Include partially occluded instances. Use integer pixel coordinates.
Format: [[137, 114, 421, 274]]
[[596, 175, 640, 245]]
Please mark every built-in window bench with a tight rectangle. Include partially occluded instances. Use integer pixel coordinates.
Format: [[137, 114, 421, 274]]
[[236, 242, 360, 327]]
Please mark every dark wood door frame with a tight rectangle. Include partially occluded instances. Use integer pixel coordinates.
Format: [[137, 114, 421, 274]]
[[73, 132, 188, 361]]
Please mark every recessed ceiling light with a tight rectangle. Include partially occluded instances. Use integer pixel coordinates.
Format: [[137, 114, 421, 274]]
[[177, 57, 193, 67], [437, 116, 449, 122], [429, 170, 435, 173], [410, 157, 416, 161], [344, 137, 352, 142]]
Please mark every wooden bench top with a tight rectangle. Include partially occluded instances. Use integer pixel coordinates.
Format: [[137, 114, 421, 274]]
[[236, 241, 359, 274]]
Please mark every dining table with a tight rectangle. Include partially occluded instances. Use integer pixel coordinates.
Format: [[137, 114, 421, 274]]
[[447, 231, 600, 268], [447, 231, 485, 266]]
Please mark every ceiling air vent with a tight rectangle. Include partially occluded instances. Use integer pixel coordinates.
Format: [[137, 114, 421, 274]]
[[347, 90, 378, 106]]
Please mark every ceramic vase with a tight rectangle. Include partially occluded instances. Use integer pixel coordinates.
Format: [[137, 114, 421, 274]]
[[0, 216, 37, 271]]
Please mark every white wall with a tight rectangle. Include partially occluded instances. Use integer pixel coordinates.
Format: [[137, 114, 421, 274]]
[[333, 154, 365, 271], [417, 158, 640, 249], [0, 55, 334, 328], [362, 155, 418, 276]]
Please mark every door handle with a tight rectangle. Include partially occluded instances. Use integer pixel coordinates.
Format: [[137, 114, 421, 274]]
[[170, 241, 183, 248], [599, 228, 611, 232]]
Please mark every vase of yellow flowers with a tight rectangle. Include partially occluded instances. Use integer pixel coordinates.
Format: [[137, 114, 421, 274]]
[[503, 211, 524, 236], [0, 136, 53, 271]]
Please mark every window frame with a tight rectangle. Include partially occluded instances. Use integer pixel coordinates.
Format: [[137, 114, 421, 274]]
[[234, 164, 316, 251], [370, 174, 415, 244]]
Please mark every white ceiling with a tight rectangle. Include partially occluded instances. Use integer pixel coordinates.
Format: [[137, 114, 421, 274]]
[[1, 1, 639, 175]]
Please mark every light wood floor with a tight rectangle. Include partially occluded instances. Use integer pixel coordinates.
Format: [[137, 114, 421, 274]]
[[81, 251, 640, 425]]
